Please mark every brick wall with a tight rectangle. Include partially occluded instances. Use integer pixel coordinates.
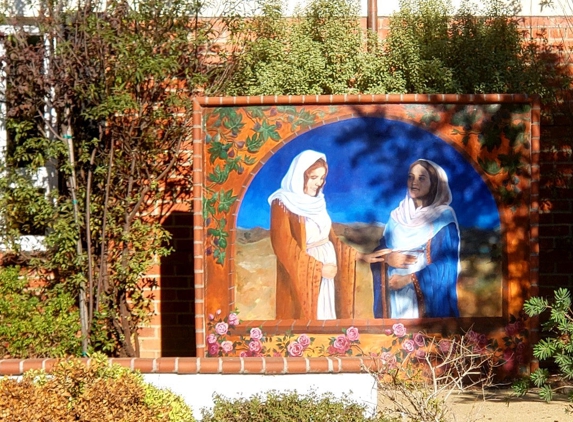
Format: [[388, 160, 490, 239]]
[[137, 15, 573, 358]]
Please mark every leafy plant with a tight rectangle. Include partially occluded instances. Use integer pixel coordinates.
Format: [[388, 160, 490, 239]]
[[0, 0, 250, 357], [512, 288, 573, 406], [0, 353, 195, 421], [0, 266, 82, 358], [200, 390, 387, 422]]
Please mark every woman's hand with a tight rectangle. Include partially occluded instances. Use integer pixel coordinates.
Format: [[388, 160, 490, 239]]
[[388, 274, 412, 291], [386, 252, 417, 269], [322, 264, 337, 279], [356, 248, 392, 263]]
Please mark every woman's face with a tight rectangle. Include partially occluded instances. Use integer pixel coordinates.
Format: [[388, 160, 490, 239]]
[[408, 164, 432, 205], [304, 166, 326, 197]]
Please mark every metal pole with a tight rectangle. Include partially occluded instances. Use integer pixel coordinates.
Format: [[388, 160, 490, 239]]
[[367, 0, 378, 33]]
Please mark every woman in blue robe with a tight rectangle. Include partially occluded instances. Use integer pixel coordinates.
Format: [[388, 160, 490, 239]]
[[366, 159, 460, 319]]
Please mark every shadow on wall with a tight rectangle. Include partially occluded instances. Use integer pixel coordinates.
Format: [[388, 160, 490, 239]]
[[160, 211, 195, 357]]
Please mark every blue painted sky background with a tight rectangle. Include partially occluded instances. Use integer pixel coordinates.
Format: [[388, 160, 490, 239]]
[[237, 117, 500, 230]]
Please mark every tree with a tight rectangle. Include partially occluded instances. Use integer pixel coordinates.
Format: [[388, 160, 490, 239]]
[[0, 0, 247, 356]]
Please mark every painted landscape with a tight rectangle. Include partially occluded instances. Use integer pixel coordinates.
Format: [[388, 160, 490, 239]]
[[235, 224, 502, 320]]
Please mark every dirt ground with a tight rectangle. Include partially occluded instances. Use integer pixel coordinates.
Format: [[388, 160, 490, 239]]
[[433, 389, 570, 422]]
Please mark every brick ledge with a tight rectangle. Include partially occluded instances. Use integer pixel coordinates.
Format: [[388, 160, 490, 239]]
[[0, 357, 374, 376]]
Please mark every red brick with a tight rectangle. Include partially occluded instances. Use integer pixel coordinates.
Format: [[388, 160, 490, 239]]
[[263, 357, 286, 374], [285, 358, 308, 374], [21, 359, 48, 373], [308, 357, 331, 373], [0, 360, 22, 375], [221, 358, 242, 374], [242, 357, 264, 374], [339, 357, 366, 373], [109, 358, 133, 370], [199, 358, 221, 373], [177, 358, 198, 374]]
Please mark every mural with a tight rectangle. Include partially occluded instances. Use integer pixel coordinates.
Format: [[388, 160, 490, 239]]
[[235, 116, 502, 321], [195, 97, 537, 371]]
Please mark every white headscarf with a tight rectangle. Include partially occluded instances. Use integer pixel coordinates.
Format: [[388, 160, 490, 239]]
[[267, 150, 330, 221], [391, 159, 455, 229], [385, 159, 459, 273]]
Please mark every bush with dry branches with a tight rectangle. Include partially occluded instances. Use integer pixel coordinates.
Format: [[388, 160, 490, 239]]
[[373, 333, 498, 422]]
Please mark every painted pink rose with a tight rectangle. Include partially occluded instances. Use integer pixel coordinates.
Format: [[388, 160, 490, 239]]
[[250, 327, 263, 340], [327, 345, 338, 355], [380, 352, 397, 369], [208, 313, 215, 320], [505, 322, 518, 337], [392, 323, 407, 338], [333, 335, 351, 353], [215, 322, 228, 336], [413, 332, 425, 347], [466, 329, 479, 344], [297, 334, 311, 349], [239, 351, 249, 357], [384, 329, 393, 335], [415, 348, 426, 360], [502, 347, 515, 372], [438, 339, 451, 353], [227, 313, 239, 326], [514, 320, 524, 332], [402, 339, 415, 352], [206, 333, 218, 344], [287, 341, 305, 357], [216, 309, 222, 315], [208, 342, 220, 356], [249, 338, 263, 353], [477, 334, 488, 347], [221, 340, 233, 353], [345, 326, 360, 342]]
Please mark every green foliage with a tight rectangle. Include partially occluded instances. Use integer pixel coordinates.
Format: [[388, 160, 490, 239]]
[[512, 288, 573, 404], [0, 266, 82, 358], [382, 0, 570, 96], [227, 0, 570, 98], [0, 353, 195, 421], [0, 0, 248, 357], [227, 0, 394, 95], [200, 390, 388, 422]]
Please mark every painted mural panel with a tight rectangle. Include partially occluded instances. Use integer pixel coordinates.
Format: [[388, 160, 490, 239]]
[[195, 97, 536, 368]]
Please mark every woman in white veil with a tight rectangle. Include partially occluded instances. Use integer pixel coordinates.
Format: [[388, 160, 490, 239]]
[[367, 159, 461, 319], [268, 150, 357, 320]]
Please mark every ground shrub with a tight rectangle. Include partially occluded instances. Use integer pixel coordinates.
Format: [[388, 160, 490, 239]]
[[0, 353, 195, 422], [513, 288, 573, 407], [0, 265, 82, 358], [200, 390, 391, 422]]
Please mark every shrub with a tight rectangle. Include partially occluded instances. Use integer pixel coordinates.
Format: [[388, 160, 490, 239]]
[[512, 288, 573, 406], [0, 266, 82, 358], [0, 353, 195, 422], [200, 390, 388, 422]]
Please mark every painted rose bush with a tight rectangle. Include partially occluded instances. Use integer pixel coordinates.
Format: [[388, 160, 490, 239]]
[[206, 310, 242, 357], [275, 333, 315, 357], [205, 312, 527, 380], [376, 323, 429, 366], [323, 326, 362, 356], [206, 311, 316, 357]]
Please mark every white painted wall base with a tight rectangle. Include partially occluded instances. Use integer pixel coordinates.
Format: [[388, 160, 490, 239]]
[[143, 373, 378, 421]]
